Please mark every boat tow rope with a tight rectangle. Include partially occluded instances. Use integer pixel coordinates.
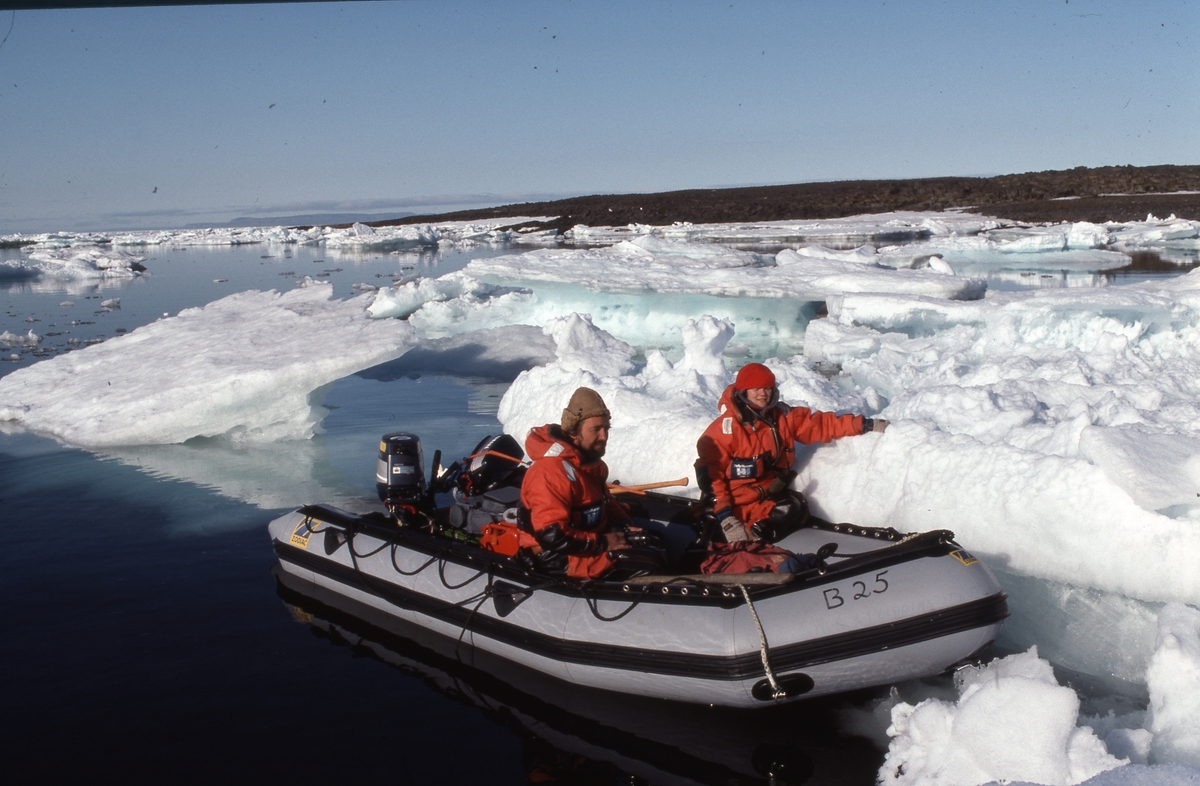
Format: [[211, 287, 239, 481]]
[[738, 584, 785, 700]]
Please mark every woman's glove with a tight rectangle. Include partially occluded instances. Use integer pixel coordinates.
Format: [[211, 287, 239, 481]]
[[863, 417, 889, 434], [720, 514, 750, 542]]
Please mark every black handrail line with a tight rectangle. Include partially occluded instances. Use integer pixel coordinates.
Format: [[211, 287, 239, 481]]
[[294, 502, 964, 604]]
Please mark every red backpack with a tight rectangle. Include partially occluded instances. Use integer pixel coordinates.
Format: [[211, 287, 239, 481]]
[[700, 542, 800, 574]]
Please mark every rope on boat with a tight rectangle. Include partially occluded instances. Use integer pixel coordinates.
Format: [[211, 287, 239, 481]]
[[390, 546, 438, 577], [325, 517, 505, 670], [582, 590, 645, 622], [453, 582, 494, 666], [347, 534, 389, 559], [438, 561, 487, 590], [738, 584, 784, 701], [452, 566, 525, 666]]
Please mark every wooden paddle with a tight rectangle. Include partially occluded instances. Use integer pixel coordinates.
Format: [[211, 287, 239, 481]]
[[607, 478, 689, 495]]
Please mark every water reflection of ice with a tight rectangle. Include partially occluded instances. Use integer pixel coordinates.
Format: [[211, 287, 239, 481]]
[[983, 269, 1116, 290], [99, 438, 372, 516], [95, 374, 510, 520], [0, 275, 148, 297]]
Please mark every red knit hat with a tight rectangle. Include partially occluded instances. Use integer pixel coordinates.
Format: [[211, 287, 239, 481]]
[[734, 363, 776, 391]]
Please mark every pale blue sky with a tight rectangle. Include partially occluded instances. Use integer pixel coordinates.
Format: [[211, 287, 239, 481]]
[[0, 0, 1196, 233]]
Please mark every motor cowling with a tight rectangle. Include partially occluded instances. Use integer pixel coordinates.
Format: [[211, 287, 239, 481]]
[[460, 433, 525, 495], [376, 432, 426, 509]]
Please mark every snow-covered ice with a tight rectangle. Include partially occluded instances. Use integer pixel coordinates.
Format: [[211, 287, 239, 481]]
[[0, 280, 415, 446], [1112, 217, 1200, 248], [367, 270, 526, 321], [1146, 604, 1200, 767], [879, 648, 1125, 786], [2, 216, 560, 251], [323, 222, 441, 251], [564, 211, 1005, 246], [467, 235, 989, 300], [1, 246, 146, 280], [0, 330, 42, 348], [859, 604, 1200, 785]]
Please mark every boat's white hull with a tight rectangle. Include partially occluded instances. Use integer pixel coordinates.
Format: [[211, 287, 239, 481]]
[[269, 501, 1006, 708]]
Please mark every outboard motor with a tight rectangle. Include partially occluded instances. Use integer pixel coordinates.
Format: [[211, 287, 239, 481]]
[[460, 433, 525, 496], [376, 432, 426, 514]]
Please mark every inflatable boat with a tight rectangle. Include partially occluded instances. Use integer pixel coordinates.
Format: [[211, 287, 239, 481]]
[[267, 432, 1007, 708]]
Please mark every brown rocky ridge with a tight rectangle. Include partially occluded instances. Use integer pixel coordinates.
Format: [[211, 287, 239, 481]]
[[367, 164, 1200, 234]]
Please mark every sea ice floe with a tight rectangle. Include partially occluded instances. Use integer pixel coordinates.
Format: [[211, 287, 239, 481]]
[[323, 222, 440, 251], [996, 570, 1162, 691], [1146, 603, 1200, 767], [108, 225, 327, 246], [632, 211, 1006, 245], [497, 293, 1200, 610], [0, 330, 41, 347], [876, 238, 1133, 275], [365, 263, 820, 358], [367, 270, 515, 320], [1111, 216, 1200, 247], [880, 648, 1125, 786], [1, 247, 147, 280], [866, 605, 1200, 784], [0, 281, 415, 446], [5, 213, 1196, 263], [433, 217, 561, 247], [468, 235, 988, 300], [791, 275, 1200, 604]]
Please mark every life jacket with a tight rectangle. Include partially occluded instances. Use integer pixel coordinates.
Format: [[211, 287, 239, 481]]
[[696, 384, 864, 525], [518, 424, 626, 579]]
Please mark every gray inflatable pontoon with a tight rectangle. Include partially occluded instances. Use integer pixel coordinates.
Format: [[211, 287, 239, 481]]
[[268, 482, 1006, 709]]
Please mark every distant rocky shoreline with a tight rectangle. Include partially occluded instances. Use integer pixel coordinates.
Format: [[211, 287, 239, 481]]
[[374, 164, 1200, 233]]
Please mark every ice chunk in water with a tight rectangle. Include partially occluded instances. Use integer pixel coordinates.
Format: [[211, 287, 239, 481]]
[[0, 282, 415, 447]]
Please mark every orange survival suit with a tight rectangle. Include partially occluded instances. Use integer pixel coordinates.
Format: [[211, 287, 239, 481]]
[[518, 424, 631, 579], [696, 384, 865, 537]]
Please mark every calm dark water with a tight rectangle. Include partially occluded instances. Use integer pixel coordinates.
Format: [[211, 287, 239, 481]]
[[0, 429, 532, 784]]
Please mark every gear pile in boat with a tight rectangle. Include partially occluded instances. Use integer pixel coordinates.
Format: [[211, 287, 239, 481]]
[[375, 430, 826, 581]]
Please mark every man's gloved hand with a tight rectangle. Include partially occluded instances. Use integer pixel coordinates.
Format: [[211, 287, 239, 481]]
[[863, 417, 889, 434], [624, 528, 665, 550], [720, 513, 750, 542], [602, 531, 628, 551], [749, 519, 772, 542]]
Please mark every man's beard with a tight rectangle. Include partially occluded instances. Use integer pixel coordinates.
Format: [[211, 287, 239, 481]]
[[578, 442, 606, 463]]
